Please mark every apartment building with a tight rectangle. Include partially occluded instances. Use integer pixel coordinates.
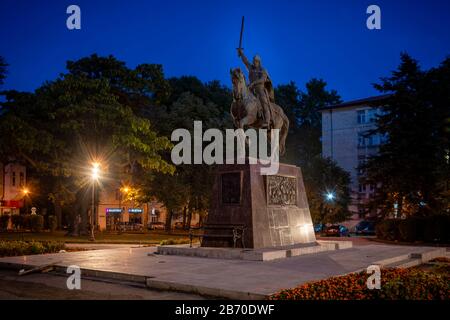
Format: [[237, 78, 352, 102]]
[[319, 95, 390, 222]]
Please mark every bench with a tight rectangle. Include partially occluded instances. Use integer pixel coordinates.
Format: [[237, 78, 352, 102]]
[[189, 224, 246, 248]]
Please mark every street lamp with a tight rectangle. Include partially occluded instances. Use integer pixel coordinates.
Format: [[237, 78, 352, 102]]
[[118, 186, 130, 230], [90, 162, 101, 241], [22, 188, 30, 215], [325, 192, 335, 202]]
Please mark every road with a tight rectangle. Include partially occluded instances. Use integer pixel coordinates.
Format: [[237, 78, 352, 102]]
[[0, 269, 205, 300]]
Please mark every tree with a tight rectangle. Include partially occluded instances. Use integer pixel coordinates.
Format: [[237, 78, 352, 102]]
[[147, 172, 189, 232], [304, 157, 352, 224], [0, 57, 174, 232], [275, 79, 351, 224], [66, 54, 171, 114], [145, 89, 232, 230], [0, 56, 7, 86], [363, 53, 450, 217]]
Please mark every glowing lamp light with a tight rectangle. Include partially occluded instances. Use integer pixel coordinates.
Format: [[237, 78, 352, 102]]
[[91, 162, 100, 180], [22, 188, 29, 195], [325, 192, 335, 201]]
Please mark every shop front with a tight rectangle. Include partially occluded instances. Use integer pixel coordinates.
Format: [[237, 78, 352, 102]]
[[100, 206, 145, 231], [105, 208, 122, 231]]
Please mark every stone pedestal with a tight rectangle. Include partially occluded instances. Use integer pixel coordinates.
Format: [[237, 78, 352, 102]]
[[201, 162, 316, 249]]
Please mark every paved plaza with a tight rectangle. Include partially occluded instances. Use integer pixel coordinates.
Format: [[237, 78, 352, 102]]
[[0, 241, 446, 299]]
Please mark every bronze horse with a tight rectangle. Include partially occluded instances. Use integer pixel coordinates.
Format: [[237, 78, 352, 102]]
[[230, 68, 289, 155]]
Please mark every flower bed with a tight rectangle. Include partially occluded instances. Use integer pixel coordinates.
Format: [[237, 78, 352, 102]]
[[0, 240, 65, 257], [270, 267, 449, 300]]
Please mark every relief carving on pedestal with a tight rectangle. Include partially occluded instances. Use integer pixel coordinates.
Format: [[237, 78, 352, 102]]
[[267, 175, 297, 206]]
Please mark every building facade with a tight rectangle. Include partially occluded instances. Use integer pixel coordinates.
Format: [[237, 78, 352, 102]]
[[320, 95, 389, 224], [0, 162, 26, 216], [95, 185, 200, 231]]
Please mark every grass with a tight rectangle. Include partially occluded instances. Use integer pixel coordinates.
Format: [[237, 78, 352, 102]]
[[0, 230, 191, 245]]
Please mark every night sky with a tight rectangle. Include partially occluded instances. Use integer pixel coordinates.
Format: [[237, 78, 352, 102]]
[[1, 0, 449, 101]]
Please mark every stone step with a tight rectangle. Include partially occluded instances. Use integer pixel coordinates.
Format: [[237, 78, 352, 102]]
[[157, 241, 353, 261], [377, 248, 446, 268], [384, 257, 422, 268], [374, 253, 411, 266]]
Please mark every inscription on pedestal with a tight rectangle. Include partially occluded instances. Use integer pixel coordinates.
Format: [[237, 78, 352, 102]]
[[221, 172, 241, 204], [266, 175, 297, 206]]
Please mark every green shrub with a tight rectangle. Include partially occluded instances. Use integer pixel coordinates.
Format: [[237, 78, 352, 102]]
[[0, 240, 65, 257], [47, 215, 57, 232], [376, 219, 400, 241], [160, 239, 190, 245], [0, 215, 10, 231], [42, 241, 65, 253], [29, 241, 45, 254], [29, 215, 44, 232]]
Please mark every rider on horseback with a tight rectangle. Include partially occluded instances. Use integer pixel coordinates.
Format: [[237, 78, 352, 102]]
[[237, 48, 275, 129]]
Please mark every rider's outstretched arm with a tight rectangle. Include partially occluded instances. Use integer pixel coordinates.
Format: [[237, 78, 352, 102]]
[[238, 49, 251, 71]]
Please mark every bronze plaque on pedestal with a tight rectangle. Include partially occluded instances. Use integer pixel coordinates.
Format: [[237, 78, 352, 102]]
[[221, 172, 242, 205]]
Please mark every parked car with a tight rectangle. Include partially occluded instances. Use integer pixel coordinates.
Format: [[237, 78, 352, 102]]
[[324, 225, 350, 237], [314, 223, 325, 233], [355, 220, 376, 235], [148, 222, 165, 230], [339, 225, 350, 237]]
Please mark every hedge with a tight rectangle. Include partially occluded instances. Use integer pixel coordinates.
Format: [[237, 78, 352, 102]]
[[270, 267, 449, 300], [11, 214, 24, 230], [0, 215, 10, 231], [424, 215, 449, 243], [375, 219, 400, 241], [398, 217, 425, 242], [0, 241, 65, 257], [47, 215, 58, 232], [3, 214, 59, 232], [29, 215, 44, 232], [377, 215, 450, 243]]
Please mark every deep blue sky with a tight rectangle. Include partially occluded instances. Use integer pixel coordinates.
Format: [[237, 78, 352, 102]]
[[1, 0, 449, 101]]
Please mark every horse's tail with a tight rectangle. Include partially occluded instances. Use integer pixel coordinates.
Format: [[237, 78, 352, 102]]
[[272, 103, 289, 156]]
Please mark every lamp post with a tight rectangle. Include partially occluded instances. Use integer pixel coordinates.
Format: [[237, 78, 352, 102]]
[[22, 188, 30, 214], [90, 162, 100, 241], [119, 186, 130, 231], [323, 191, 336, 227]]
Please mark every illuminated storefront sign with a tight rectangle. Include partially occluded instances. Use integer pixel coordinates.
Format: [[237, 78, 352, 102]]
[[106, 208, 122, 214], [128, 208, 143, 214]]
